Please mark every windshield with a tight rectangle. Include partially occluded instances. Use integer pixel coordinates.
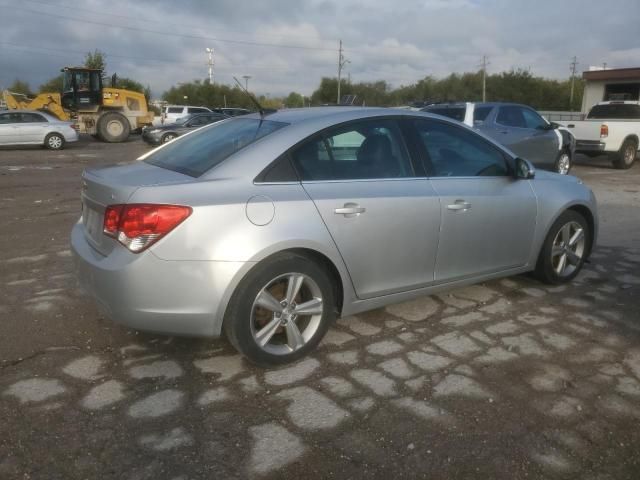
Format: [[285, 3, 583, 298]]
[[145, 118, 288, 177]]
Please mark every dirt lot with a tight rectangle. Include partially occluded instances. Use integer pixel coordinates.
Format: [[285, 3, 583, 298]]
[[1, 136, 639, 480]]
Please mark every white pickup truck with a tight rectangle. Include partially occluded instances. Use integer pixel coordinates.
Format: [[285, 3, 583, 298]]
[[559, 101, 640, 169]]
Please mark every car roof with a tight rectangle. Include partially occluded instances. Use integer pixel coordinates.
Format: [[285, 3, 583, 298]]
[[244, 106, 394, 124], [0, 109, 62, 120]]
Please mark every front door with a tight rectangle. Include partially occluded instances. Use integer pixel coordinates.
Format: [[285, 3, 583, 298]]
[[291, 118, 441, 299], [411, 118, 537, 282]]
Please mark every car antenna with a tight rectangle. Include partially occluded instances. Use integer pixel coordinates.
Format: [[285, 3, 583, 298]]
[[233, 76, 275, 117]]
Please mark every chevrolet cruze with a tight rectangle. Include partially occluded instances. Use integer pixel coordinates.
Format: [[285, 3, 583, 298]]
[[71, 107, 597, 366]]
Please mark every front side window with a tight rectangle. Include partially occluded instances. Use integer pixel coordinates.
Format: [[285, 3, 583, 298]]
[[521, 108, 548, 129], [145, 118, 288, 177], [496, 106, 526, 128], [291, 119, 412, 181], [473, 106, 493, 123], [413, 119, 509, 177]]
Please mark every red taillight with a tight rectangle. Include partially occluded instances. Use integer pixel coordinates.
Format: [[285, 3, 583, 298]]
[[600, 124, 608, 138], [103, 204, 192, 253]]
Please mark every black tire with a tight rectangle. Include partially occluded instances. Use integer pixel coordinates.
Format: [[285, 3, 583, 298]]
[[161, 133, 177, 143], [611, 138, 637, 169], [223, 252, 336, 366], [97, 112, 130, 143], [534, 210, 589, 285], [44, 132, 65, 150], [553, 149, 572, 175]]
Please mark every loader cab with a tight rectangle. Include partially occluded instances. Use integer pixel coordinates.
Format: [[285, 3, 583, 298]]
[[61, 67, 102, 111]]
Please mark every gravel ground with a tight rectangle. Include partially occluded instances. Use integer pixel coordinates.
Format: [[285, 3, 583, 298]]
[[1, 136, 639, 479]]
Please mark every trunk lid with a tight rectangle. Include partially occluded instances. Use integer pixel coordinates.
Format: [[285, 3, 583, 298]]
[[81, 162, 191, 256]]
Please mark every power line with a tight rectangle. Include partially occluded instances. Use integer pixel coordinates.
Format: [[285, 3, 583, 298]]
[[1, 5, 337, 52]]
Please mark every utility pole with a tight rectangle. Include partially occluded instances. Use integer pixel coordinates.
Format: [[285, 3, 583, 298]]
[[569, 56, 578, 111], [206, 47, 214, 84], [242, 75, 252, 91], [602, 62, 607, 70], [337, 40, 349, 104], [479, 55, 490, 102]]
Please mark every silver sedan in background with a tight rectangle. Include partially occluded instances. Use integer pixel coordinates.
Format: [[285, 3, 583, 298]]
[[71, 107, 597, 366], [0, 109, 78, 149]]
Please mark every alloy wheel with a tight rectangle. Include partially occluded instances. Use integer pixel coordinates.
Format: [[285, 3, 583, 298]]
[[48, 135, 63, 149], [557, 153, 571, 175], [250, 273, 323, 355], [551, 221, 585, 277]]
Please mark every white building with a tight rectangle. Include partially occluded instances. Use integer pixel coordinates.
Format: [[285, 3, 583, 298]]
[[581, 67, 640, 113]]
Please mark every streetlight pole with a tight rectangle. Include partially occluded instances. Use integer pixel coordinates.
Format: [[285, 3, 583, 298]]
[[242, 75, 252, 91], [205, 47, 214, 84], [337, 40, 349, 105]]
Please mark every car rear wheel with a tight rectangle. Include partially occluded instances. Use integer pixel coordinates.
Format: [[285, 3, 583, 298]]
[[223, 253, 335, 366], [534, 210, 589, 284], [162, 133, 177, 143], [554, 150, 572, 175], [611, 138, 637, 169], [44, 133, 65, 150]]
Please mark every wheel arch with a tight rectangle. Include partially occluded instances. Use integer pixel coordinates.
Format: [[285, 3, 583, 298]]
[[566, 204, 596, 258], [622, 134, 639, 149]]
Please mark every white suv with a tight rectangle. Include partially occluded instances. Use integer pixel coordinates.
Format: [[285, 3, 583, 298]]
[[161, 105, 212, 124]]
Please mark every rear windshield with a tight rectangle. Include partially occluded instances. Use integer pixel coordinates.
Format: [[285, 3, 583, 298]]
[[587, 104, 640, 119], [145, 118, 288, 177], [424, 107, 466, 122]]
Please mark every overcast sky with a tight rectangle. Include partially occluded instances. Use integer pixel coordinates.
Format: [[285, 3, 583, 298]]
[[1, 0, 639, 98]]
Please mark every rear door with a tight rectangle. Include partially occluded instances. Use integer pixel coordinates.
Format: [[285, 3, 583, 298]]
[[410, 118, 537, 282], [19, 112, 49, 143], [292, 117, 441, 299]]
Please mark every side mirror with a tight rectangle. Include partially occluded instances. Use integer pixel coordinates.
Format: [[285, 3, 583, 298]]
[[515, 157, 535, 179]]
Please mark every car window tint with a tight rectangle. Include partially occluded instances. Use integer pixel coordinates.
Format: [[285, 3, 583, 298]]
[[413, 119, 509, 177], [21, 113, 46, 123], [473, 106, 493, 122], [188, 107, 209, 114], [424, 107, 466, 122], [521, 108, 547, 129], [291, 119, 412, 181], [587, 103, 640, 119], [496, 106, 526, 128], [145, 118, 288, 177], [167, 107, 183, 114], [0, 114, 11, 124]]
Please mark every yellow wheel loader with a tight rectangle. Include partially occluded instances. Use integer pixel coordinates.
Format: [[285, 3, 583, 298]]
[[2, 67, 154, 143]]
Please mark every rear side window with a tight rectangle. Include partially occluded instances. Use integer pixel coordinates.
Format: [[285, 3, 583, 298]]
[[588, 104, 640, 119], [145, 118, 288, 177], [188, 107, 209, 114], [424, 107, 466, 122], [20, 113, 46, 123], [167, 107, 183, 114], [291, 119, 413, 181], [473, 106, 493, 122]]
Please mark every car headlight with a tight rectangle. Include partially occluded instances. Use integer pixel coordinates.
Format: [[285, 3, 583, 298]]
[[148, 129, 161, 134]]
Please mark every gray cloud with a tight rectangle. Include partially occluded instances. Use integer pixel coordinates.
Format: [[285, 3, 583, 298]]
[[1, 0, 639, 99]]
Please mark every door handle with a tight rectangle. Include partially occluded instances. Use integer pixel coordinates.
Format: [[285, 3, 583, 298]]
[[447, 200, 472, 212], [334, 203, 366, 217]]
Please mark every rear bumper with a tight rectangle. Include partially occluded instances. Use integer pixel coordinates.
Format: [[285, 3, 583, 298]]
[[575, 140, 606, 153], [70, 221, 247, 337]]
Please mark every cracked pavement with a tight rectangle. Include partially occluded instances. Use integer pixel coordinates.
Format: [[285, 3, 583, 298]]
[[1, 140, 640, 479]]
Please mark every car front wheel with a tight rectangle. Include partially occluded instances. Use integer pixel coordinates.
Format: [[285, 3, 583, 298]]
[[162, 133, 177, 143], [534, 210, 589, 284], [224, 253, 335, 366], [554, 150, 572, 175]]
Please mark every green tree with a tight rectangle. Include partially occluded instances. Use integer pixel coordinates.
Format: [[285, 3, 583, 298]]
[[84, 49, 106, 73], [285, 92, 304, 108], [7, 79, 33, 97], [39, 75, 64, 93]]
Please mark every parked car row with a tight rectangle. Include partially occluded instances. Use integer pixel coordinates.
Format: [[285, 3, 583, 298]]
[[142, 112, 229, 145], [72, 107, 598, 365], [160, 105, 251, 124]]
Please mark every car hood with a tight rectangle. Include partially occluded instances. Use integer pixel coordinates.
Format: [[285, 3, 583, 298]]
[[533, 169, 582, 184]]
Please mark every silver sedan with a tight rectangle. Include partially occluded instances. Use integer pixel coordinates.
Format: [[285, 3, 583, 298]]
[[71, 107, 597, 365], [0, 110, 78, 149]]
